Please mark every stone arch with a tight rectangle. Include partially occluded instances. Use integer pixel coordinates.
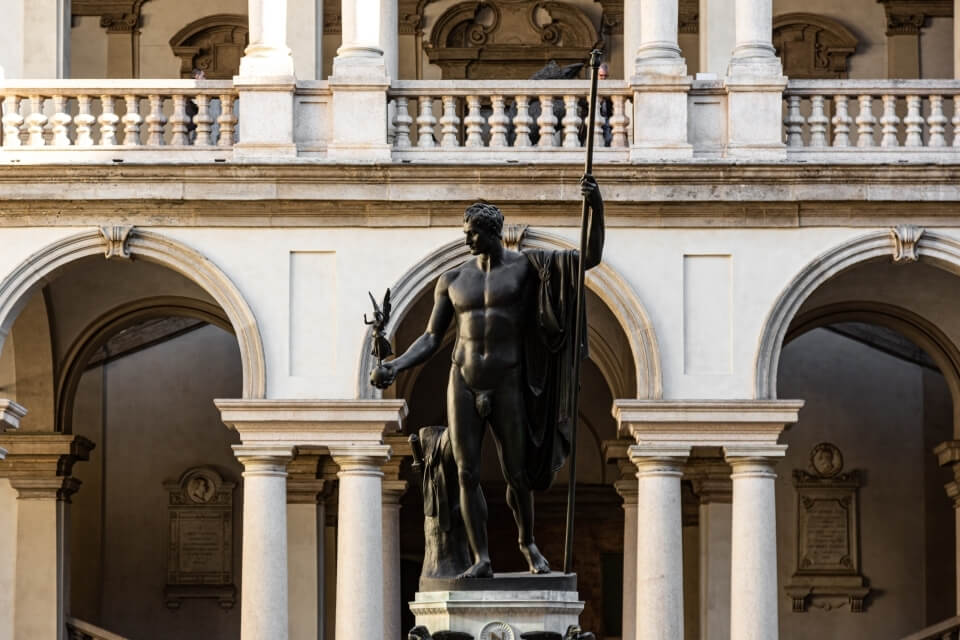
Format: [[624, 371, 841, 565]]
[[784, 301, 960, 430], [356, 227, 662, 400], [55, 296, 233, 434], [169, 14, 249, 79], [756, 228, 960, 400], [0, 228, 266, 403]]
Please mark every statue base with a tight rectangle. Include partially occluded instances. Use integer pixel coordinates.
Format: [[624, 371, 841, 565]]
[[410, 573, 583, 639]]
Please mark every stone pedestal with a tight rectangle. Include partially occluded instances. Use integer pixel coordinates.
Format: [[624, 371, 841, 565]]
[[410, 573, 583, 638]]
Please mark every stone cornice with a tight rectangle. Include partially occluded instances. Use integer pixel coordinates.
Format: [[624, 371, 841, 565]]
[[72, 0, 150, 33], [0, 432, 94, 500], [0, 400, 27, 431]]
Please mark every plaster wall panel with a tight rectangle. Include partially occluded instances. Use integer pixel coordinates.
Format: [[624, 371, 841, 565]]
[[921, 16, 954, 79], [773, 0, 886, 78], [777, 328, 953, 638], [0, 479, 17, 640], [70, 15, 108, 79], [138, 0, 248, 78], [683, 254, 732, 374], [289, 251, 337, 377]]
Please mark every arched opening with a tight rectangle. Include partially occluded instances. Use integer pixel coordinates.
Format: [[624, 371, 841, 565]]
[[0, 230, 264, 640], [362, 228, 658, 637], [760, 236, 960, 637]]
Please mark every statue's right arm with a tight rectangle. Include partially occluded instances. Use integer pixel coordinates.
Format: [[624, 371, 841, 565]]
[[384, 272, 456, 374]]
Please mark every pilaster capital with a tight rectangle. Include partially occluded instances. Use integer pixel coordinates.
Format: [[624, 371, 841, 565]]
[[685, 454, 733, 504], [331, 444, 392, 476], [383, 479, 409, 505], [0, 432, 94, 501], [724, 444, 787, 479], [287, 453, 327, 504]]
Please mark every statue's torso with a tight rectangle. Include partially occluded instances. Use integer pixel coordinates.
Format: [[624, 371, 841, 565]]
[[448, 250, 532, 390]]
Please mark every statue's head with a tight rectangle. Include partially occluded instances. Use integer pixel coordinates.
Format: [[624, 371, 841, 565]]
[[463, 202, 504, 255]]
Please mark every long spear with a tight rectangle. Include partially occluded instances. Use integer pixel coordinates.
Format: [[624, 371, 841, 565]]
[[563, 48, 603, 575]]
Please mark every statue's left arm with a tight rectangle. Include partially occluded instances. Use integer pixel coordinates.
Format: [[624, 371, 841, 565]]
[[580, 174, 605, 269]]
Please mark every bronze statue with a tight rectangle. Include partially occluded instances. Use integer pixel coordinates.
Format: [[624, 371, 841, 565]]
[[371, 175, 604, 578]]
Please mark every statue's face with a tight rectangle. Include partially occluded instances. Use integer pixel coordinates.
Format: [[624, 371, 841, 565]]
[[463, 219, 498, 255]]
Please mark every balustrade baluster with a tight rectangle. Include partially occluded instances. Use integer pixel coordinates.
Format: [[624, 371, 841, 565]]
[[416, 96, 438, 148], [808, 95, 828, 147], [122, 95, 142, 146], [439, 96, 460, 148], [464, 95, 484, 147], [146, 95, 167, 145], [537, 95, 557, 148], [393, 97, 412, 148], [880, 95, 900, 147], [513, 95, 532, 147], [626, 98, 633, 146], [855, 95, 877, 147], [75, 95, 95, 146], [1, 96, 23, 147], [170, 94, 189, 145], [562, 95, 581, 148], [98, 96, 119, 146], [194, 94, 213, 146], [952, 97, 960, 147], [26, 95, 47, 147], [904, 95, 924, 147], [50, 94, 71, 146], [217, 94, 237, 147], [489, 95, 509, 147], [831, 95, 852, 147], [784, 95, 804, 147], [611, 95, 628, 148], [928, 95, 947, 147]]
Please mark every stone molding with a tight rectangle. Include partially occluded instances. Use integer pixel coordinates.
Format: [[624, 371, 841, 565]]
[[614, 400, 804, 449], [0, 228, 266, 400], [217, 399, 407, 450], [357, 227, 661, 401], [72, 0, 150, 33], [0, 432, 94, 501], [287, 453, 327, 504], [877, 0, 952, 35], [773, 13, 858, 79], [0, 400, 27, 432], [755, 229, 960, 399], [685, 455, 733, 503], [892, 224, 924, 262], [169, 14, 249, 79]]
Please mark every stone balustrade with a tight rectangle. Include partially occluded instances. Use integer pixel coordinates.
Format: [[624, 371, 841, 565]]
[[387, 80, 632, 161], [899, 616, 960, 640], [783, 80, 960, 158], [0, 80, 238, 160]]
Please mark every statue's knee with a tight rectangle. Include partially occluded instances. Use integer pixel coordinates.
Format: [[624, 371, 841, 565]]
[[506, 471, 528, 490], [458, 468, 479, 489]]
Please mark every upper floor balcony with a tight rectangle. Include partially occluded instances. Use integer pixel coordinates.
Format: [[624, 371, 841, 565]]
[[2, 0, 960, 166]]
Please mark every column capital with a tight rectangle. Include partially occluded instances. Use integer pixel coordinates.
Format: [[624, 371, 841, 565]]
[[724, 443, 787, 461], [232, 444, 295, 476], [331, 444, 392, 475], [0, 432, 94, 501], [382, 479, 409, 504], [629, 444, 690, 476]]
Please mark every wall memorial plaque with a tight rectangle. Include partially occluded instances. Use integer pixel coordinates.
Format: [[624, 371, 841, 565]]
[[785, 443, 870, 613], [163, 466, 236, 609]]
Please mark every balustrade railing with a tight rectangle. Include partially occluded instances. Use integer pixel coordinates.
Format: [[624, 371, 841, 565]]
[[899, 616, 960, 640], [66, 617, 130, 640], [1, 80, 238, 158], [388, 81, 632, 159], [783, 80, 960, 156]]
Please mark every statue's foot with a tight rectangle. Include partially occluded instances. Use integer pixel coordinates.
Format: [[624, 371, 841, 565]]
[[520, 542, 551, 574], [457, 560, 493, 579]]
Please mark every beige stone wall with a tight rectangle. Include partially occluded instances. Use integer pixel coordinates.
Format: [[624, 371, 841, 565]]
[[0, 479, 17, 640]]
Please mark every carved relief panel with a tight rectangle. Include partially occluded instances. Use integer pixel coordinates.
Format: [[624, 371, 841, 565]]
[[169, 15, 249, 79], [425, 0, 599, 79], [164, 466, 237, 609], [784, 443, 871, 613], [773, 13, 858, 79]]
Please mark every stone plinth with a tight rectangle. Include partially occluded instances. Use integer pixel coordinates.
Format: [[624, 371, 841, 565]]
[[410, 573, 583, 638]]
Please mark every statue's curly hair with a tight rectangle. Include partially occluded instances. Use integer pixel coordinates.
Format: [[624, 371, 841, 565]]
[[463, 201, 504, 237]]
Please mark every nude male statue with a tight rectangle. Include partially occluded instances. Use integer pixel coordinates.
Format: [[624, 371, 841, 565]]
[[372, 175, 604, 577]]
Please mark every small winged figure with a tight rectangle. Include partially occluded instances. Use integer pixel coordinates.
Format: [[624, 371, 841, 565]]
[[364, 289, 393, 366]]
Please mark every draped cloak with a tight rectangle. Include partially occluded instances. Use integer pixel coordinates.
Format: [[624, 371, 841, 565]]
[[521, 248, 588, 492]]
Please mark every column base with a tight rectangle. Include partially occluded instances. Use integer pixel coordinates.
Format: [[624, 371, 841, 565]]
[[630, 75, 693, 162], [232, 76, 297, 160], [410, 574, 583, 638], [239, 47, 296, 78]]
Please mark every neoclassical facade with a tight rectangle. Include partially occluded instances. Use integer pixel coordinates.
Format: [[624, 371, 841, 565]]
[[2, 0, 960, 639]]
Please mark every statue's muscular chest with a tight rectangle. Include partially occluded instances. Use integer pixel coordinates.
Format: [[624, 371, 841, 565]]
[[448, 258, 530, 312]]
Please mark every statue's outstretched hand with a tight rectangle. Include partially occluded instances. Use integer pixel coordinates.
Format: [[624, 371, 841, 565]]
[[580, 173, 602, 208], [370, 362, 397, 389]]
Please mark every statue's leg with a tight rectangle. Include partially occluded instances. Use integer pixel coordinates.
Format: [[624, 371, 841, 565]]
[[447, 366, 493, 579], [489, 370, 551, 574]]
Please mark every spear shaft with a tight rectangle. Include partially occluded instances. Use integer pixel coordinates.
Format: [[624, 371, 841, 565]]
[[563, 49, 603, 575]]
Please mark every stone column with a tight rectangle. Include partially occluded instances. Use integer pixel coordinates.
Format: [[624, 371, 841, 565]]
[[935, 440, 960, 613], [688, 458, 733, 640], [634, 0, 684, 74], [241, 0, 296, 76], [287, 454, 327, 640], [0, 430, 92, 640], [955, 0, 960, 79], [22, 0, 70, 78], [630, 445, 690, 640], [382, 477, 407, 640], [615, 467, 638, 640], [288, 0, 324, 79], [724, 445, 785, 640], [234, 445, 295, 640], [332, 445, 391, 640], [699, 0, 736, 76]]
